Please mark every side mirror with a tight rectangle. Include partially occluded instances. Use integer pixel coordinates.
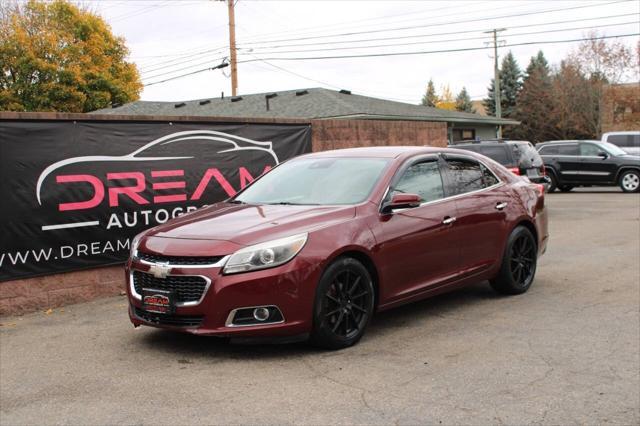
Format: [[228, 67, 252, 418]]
[[598, 151, 609, 159], [382, 193, 421, 213]]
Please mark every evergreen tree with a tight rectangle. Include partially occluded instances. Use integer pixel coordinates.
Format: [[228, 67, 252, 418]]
[[483, 51, 522, 118], [421, 79, 439, 107], [500, 52, 522, 118], [513, 51, 554, 143], [455, 87, 474, 112]]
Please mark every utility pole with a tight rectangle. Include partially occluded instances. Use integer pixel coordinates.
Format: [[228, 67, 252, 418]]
[[484, 28, 505, 138], [227, 0, 238, 96]]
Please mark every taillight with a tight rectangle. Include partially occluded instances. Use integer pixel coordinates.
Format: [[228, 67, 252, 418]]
[[507, 167, 520, 175]]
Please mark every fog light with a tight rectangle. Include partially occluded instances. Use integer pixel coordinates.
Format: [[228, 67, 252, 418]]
[[253, 307, 270, 321]]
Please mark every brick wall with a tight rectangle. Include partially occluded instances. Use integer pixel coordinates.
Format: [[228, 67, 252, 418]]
[[0, 266, 123, 316], [311, 119, 448, 151], [0, 118, 448, 316]]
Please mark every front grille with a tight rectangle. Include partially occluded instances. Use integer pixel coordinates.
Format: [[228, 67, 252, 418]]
[[133, 271, 208, 304], [134, 307, 203, 327], [137, 252, 224, 265]]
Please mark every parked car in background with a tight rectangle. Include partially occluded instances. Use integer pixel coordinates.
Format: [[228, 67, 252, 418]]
[[449, 139, 549, 187], [537, 140, 640, 193], [601, 131, 640, 155], [127, 146, 548, 349]]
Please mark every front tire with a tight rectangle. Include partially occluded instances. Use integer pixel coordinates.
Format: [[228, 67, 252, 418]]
[[619, 170, 640, 193], [490, 226, 538, 295], [310, 257, 375, 350], [559, 185, 574, 192]]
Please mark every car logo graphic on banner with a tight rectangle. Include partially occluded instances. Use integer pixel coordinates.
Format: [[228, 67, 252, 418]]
[[35, 130, 279, 205]]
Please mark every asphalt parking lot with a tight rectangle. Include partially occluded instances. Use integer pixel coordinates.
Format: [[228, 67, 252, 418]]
[[1, 189, 639, 425]]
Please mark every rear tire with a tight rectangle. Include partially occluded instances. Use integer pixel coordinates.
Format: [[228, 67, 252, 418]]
[[490, 226, 538, 295], [559, 185, 573, 192], [619, 170, 640, 193], [310, 257, 375, 350]]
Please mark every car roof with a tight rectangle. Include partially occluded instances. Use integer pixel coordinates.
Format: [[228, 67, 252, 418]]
[[602, 131, 640, 136], [299, 146, 443, 159], [295, 145, 495, 161], [538, 139, 600, 145]]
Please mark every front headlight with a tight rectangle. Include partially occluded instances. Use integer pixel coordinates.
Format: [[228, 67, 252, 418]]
[[223, 233, 308, 274], [130, 232, 145, 258]]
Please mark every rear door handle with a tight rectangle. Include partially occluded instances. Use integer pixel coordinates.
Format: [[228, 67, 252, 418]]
[[495, 202, 508, 211], [442, 216, 457, 225]]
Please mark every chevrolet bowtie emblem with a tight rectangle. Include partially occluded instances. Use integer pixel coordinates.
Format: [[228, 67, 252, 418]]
[[148, 262, 171, 279]]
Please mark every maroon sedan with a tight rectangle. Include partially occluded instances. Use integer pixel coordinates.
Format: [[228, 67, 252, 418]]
[[127, 146, 548, 349]]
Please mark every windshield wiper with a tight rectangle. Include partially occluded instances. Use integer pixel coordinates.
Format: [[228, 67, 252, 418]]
[[228, 199, 246, 204]]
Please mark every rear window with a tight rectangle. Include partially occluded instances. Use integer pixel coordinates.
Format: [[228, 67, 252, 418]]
[[511, 142, 543, 167], [475, 145, 512, 166]]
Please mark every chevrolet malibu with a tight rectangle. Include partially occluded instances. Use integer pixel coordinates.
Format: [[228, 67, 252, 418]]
[[127, 146, 548, 349]]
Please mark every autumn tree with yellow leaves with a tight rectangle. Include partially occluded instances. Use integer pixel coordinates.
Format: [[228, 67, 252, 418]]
[[0, 0, 142, 112]]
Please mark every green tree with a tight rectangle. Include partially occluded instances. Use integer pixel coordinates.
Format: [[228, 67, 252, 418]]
[[512, 51, 555, 143], [483, 51, 522, 118], [421, 79, 439, 107], [455, 87, 474, 113], [0, 0, 142, 112]]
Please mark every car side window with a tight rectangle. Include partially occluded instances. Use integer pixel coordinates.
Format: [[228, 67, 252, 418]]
[[481, 164, 499, 187], [445, 158, 485, 195], [557, 144, 579, 155], [607, 135, 628, 146], [538, 145, 558, 155], [393, 160, 444, 203], [580, 143, 600, 157]]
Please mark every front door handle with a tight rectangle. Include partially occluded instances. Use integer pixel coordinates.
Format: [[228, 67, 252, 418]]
[[495, 202, 508, 211], [442, 216, 457, 225]]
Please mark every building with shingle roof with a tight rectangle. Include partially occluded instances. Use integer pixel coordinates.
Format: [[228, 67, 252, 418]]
[[92, 87, 518, 142]]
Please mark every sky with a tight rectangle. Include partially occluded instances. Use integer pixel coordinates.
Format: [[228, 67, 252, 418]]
[[78, 0, 639, 104]]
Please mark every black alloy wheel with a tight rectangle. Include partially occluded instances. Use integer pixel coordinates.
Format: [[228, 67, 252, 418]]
[[311, 257, 374, 349], [490, 226, 538, 295]]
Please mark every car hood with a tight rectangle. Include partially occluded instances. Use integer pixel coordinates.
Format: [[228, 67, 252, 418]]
[[145, 202, 356, 246]]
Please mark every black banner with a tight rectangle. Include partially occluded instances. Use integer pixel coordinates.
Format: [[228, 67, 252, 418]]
[[0, 120, 311, 281]]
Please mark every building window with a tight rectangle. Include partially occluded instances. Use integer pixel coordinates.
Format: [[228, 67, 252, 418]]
[[452, 128, 476, 142]]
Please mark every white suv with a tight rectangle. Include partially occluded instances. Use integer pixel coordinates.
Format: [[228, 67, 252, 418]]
[[601, 131, 640, 155]]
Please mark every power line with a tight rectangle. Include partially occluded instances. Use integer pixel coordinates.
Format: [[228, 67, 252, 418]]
[[142, 33, 639, 87], [238, 0, 633, 46], [234, 0, 496, 43], [136, 14, 639, 76], [142, 56, 227, 81], [235, 33, 639, 63], [236, 12, 639, 50], [242, 21, 638, 56]]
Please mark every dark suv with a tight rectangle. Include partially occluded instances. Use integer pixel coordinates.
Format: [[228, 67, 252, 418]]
[[536, 140, 640, 193], [450, 140, 548, 185]]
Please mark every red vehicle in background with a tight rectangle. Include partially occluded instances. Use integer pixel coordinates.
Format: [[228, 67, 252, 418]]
[[127, 146, 548, 349]]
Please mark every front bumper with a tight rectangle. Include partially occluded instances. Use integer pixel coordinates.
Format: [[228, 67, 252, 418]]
[[126, 254, 321, 338]]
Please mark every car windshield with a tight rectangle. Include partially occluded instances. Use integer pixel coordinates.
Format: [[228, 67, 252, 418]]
[[599, 142, 628, 156], [233, 157, 390, 205]]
